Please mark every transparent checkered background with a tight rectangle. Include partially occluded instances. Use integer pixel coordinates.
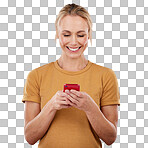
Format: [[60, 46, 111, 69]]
[[0, 0, 148, 148]]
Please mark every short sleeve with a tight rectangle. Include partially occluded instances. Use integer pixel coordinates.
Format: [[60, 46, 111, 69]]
[[101, 69, 120, 107], [22, 69, 41, 104]]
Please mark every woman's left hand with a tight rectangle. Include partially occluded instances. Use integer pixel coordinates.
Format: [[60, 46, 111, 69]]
[[65, 89, 96, 113]]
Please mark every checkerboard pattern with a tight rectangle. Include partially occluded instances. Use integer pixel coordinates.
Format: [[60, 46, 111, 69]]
[[0, 0, 148, 148]]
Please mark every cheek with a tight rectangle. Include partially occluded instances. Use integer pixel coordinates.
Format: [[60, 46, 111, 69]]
[[80, 36, 88, 45], [59, 36, 68, 46]]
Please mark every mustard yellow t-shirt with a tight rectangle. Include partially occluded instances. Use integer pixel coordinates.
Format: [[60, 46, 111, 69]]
[[22, 60, 120, 148]]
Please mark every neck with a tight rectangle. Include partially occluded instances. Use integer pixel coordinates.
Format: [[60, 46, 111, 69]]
[[58, 54, 88, 71]]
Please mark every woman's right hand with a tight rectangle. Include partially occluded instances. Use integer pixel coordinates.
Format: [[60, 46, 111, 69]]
[[49, 90, 72, 111]]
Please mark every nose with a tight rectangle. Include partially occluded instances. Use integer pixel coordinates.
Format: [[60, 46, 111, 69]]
[[71, 35, 78, 44]]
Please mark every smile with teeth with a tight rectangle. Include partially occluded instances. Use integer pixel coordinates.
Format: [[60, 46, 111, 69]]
[[66, 46, 81, 51]]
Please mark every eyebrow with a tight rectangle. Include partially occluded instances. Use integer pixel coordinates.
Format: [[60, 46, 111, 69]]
[[62, 30, 86, 33]]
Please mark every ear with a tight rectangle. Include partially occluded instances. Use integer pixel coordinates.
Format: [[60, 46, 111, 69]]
[[56, 33, 59, 39], [55, 29, 59, 39]]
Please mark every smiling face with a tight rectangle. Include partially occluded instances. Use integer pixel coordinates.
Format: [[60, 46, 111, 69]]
[[57, 15, 90, 58]]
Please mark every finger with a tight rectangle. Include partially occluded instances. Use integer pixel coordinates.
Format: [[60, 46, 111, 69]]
[[66, 95, 79, 105], [61, 97, 75, 104], [70, 89, 83, 98], [61, 104, 72, 109], [58, 94, 73, 104], [67, 93, 79, 102], [65, 90, 79, 100], [56, 94, 68, 101], [59, 100, 70, 105], [60, 97, 68, 102], [58, 91, 78, 104], [66, 99, 74, 106], [57, 91, 68, 97]]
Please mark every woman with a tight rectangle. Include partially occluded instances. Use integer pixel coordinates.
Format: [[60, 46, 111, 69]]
[[22, 3, 120, 148]]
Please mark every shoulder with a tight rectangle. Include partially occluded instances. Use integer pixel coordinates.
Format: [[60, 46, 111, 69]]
[[36, 61, 54, 73], [27, 61, 54, 78], [90, 62, 118, 85], [91, 62, 115, 76]]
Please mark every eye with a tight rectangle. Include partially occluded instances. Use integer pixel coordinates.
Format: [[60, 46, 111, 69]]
[[63, 35, 85, 37], [63, 35, 70, 37], [78, 35, 85, 37]]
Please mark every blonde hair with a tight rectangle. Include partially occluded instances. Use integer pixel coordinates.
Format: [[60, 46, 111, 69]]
[[55, 3, 93, 46]]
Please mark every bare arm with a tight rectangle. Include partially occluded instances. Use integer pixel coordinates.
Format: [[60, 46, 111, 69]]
[[85, 104, 118, 145], [24, 90, 71, 145], [24, 101, 57, 145]]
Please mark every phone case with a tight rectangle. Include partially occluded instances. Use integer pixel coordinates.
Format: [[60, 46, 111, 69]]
[[63, 84, 80, 92]]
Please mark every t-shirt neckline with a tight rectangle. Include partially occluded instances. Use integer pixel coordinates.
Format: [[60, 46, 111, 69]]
[[54, 59, 93, 75]]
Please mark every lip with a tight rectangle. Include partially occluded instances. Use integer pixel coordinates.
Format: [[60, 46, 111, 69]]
[[66, 46, 82, 52], [68, 46, 81, 49]]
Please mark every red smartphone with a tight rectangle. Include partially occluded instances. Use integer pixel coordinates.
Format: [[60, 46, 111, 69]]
[[63, 84, 80, 92]]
